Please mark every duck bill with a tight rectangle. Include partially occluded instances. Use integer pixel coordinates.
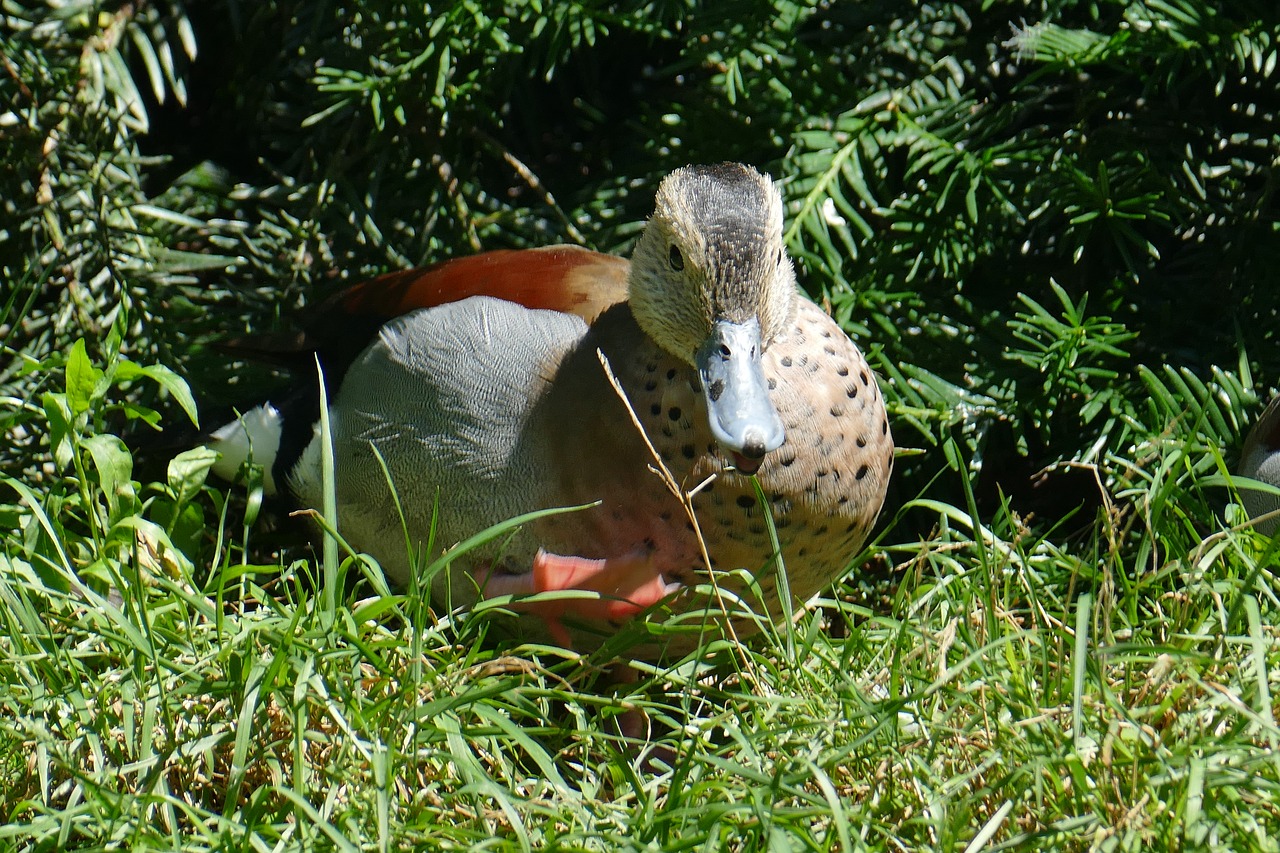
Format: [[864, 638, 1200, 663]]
[[696, 318, 786, 472]]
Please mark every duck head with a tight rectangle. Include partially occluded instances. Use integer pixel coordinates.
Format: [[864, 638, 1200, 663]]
[[629, 163, 797, 472]]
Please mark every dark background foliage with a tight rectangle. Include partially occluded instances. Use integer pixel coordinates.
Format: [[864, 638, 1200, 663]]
[[3, 0, 1279, 549]]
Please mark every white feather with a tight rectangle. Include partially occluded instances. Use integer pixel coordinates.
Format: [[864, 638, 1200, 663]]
[[208, 403, 284, 495]]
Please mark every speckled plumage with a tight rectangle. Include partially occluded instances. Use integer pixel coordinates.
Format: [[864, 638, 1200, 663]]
[[538, 297, 893, 614]]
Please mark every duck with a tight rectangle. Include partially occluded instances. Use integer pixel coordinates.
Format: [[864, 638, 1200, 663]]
[[209, 163, 894, 650], [1239, 394, 1280, 535]]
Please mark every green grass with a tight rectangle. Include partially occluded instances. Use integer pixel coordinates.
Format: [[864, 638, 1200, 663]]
[[3, 349, 1280, 850]]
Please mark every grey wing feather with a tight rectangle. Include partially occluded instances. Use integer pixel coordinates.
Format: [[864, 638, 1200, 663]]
[[290, 295, 588, 588]]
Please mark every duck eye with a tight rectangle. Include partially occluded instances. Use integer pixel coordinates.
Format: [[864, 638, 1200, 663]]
[[668, 245, 684, 272]]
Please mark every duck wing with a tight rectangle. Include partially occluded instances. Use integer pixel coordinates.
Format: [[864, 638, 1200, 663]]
[[219, 245, 629, 380]]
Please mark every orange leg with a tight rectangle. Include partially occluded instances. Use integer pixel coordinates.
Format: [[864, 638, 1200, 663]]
[[483, 549, 680, 646]]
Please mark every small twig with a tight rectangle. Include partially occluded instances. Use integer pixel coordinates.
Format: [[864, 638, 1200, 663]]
[[596, 350, 707, 560], [431, 154, 482, 252], [686, 473, 717, 498], [0, 48, 33, 103], [472, 128, 587, 244], [595, 349, 750, 655]]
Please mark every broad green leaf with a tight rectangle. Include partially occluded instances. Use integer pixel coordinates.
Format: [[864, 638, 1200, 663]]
[[42, 393, 75, 471], [168, 446, 219, 505], [66, 339, 103, 416], [82, 434, 135, 522]]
